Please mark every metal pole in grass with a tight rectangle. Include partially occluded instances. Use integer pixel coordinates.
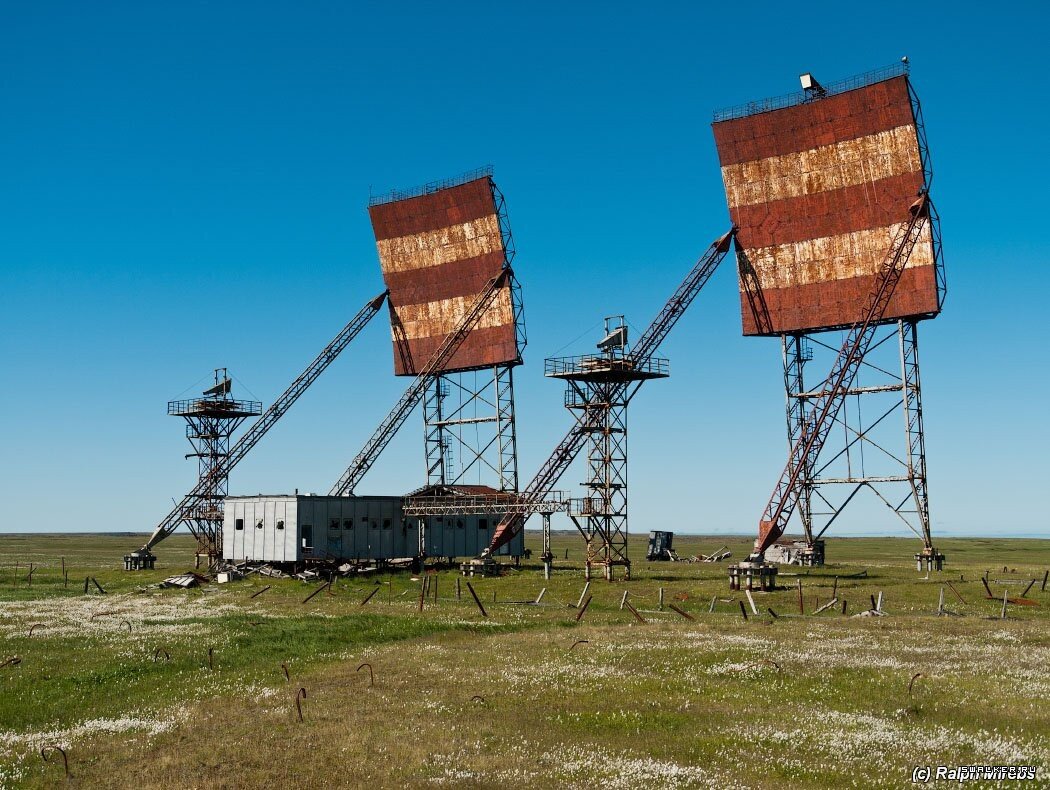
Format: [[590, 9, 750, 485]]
[[1001, 589, 1009, 620], [797, 579, 804, 614], [745, 589, 759, 615], [465, 581, 488, 618], [575, 594, 593, 622], [40, 746, 69, 780], [302, 581, 331, 604], [624, 601, 645, 624], [295, 687, 307, 722], [576, 582, 590, 609], [668, 603, 694, 621], [945, 580, 966, 604], [738, 601, 749, 621], [356, 662, 374, 686]]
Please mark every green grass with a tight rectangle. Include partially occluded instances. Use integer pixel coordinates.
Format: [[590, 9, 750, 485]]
[[1, 532, 1048, 788]]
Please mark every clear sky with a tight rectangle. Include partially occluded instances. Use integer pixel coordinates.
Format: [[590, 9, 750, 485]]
[[2, 1, 1047, 541]]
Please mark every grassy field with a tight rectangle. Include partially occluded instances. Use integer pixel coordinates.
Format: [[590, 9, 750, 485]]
[[0, 532, 1048, 788]]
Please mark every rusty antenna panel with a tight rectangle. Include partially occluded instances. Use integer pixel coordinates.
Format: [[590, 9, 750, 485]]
[[712, 62, 945, 337], [368, 166, 524, 376]]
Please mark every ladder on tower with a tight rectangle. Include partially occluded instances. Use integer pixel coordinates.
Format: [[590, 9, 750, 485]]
[[485, 228, 737, 555], [133, 290, 389, 558], [752, 194, 933, 559], [329, 268, 512, 496]]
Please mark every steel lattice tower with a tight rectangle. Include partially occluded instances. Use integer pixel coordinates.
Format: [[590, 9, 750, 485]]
[[167, 369, 261, 566], [781, 320, 940, 568], [417, 180, 525, 494], [423, 363, 520, 491], [547, 317, 668, 581]]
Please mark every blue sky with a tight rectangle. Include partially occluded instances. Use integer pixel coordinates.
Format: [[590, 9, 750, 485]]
[[1, 1, 1047, 540]]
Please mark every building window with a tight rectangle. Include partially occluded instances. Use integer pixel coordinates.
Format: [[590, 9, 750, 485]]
[[235, 518, 244, 531], [383, 518, 391, 529], [256, 519, 264, 529], [457, 518, 464, 529], [330, 518, 339, 531], [479, 518, 488, 530], [276, 520, 285, 530], [361, 515, 368, 523], [343, 519, 353, 530]]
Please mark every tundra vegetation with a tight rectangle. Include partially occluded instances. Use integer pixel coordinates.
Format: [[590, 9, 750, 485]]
[[0, 533, 1047, 788]]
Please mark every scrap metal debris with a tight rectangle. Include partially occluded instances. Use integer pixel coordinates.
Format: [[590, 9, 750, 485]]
[[160, 572, 209, 589]]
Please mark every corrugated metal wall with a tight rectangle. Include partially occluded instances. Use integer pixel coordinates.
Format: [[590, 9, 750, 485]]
[[422, 514, 524, 558], [223, 496, 299, 563], [222, 496, 524, 562], [712, 75, 941, 335]]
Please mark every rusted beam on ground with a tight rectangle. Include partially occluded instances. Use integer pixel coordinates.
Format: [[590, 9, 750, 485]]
[[813, 597, 838, 615], [302, 581, 331, 604], [624, 601, 645, 624], [668, 603, 694, 621]]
